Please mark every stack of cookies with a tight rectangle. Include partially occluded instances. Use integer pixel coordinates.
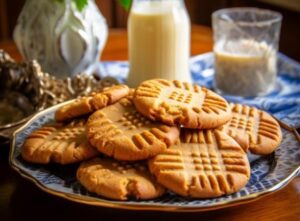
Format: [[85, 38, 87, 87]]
[[21, 79, 282, 200]]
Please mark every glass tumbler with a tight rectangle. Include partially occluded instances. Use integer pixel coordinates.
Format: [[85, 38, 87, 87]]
[[212, 8, 282, 97]]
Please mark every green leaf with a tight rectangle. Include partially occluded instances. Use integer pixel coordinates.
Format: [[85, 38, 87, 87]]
[[54, 0, 88, 11], [118, 0, 132, 11], [73, 0, 88, 11], [55, 0, 65, 4]]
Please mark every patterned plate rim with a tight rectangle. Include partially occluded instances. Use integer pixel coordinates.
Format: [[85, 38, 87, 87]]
[[9, 100, 300, 212]]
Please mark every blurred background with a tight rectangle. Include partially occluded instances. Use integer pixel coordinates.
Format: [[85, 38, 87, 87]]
[[0, 0, 299, 61]]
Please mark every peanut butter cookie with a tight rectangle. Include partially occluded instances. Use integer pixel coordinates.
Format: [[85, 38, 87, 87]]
[[87, 97, 180, 161], [21, 119, 98, 164], [133, 79, 231, 129], [149, 129, 250, 198], [219, 103, 282, 154], [77, 158, 165, 200], [55, 84, 129, 122]]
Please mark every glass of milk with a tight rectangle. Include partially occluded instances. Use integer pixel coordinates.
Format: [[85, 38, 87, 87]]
[[212, 8, 282, 97], [127, 0, 191, 87]]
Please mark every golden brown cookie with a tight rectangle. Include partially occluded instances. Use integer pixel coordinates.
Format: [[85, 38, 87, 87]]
[[149, 129, 250, 198], [218, 103, 282, 155], [133, 79, 232, 129], [55, 84, 130, 122], [21, 119, 98, 164], [87, 97, 180, 161], [77, 158, 165, 200]]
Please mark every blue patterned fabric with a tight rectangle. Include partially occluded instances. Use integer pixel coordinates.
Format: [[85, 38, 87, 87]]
[[99, 52, 300, 128]]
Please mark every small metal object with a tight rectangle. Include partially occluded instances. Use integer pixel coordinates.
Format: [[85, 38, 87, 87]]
[[0, 50, 44, 141], [0, 50, 119, 143]]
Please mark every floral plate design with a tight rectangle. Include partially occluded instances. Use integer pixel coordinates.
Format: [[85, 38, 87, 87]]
[[9, 101, 300, 212]]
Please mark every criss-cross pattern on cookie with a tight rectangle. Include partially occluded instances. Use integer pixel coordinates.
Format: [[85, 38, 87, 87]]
[[118, 110, 152, 131], [55, 84, 129, 122], [149, 129, 250, 198], [87, 97, 179, 161], [21, 119, 98, 164], [219, 104, 282, 154], [134, 79, 231, 129]]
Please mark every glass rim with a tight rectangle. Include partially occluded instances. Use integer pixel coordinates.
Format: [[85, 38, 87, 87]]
[[212, 7, 282, 26]]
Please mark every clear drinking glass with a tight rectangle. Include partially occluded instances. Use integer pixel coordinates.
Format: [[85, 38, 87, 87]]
[[212, 8, 282, 97]]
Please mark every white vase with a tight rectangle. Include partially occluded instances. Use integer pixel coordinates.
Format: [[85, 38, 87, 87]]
[[13, 0, 108, 78]]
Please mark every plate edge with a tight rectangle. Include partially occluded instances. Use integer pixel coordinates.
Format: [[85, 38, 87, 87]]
[[8, 101, 300, 212]]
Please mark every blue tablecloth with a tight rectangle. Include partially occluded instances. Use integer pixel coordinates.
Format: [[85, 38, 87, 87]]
[[99, 52, 300, 129]]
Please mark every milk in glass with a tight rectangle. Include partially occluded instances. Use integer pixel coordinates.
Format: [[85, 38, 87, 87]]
[[127, 0, 191, 87], [212, 8, 282, 96], [214, 39, 277, 96]]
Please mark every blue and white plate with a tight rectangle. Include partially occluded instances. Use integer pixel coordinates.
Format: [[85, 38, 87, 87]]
[[9, 101, 300, 211]]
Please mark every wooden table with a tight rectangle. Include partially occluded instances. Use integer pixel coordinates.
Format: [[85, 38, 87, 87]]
[[0, 25, 300, 221]]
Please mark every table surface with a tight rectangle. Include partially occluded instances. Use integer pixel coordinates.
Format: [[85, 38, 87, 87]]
[[0, 25, 300, 221]]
